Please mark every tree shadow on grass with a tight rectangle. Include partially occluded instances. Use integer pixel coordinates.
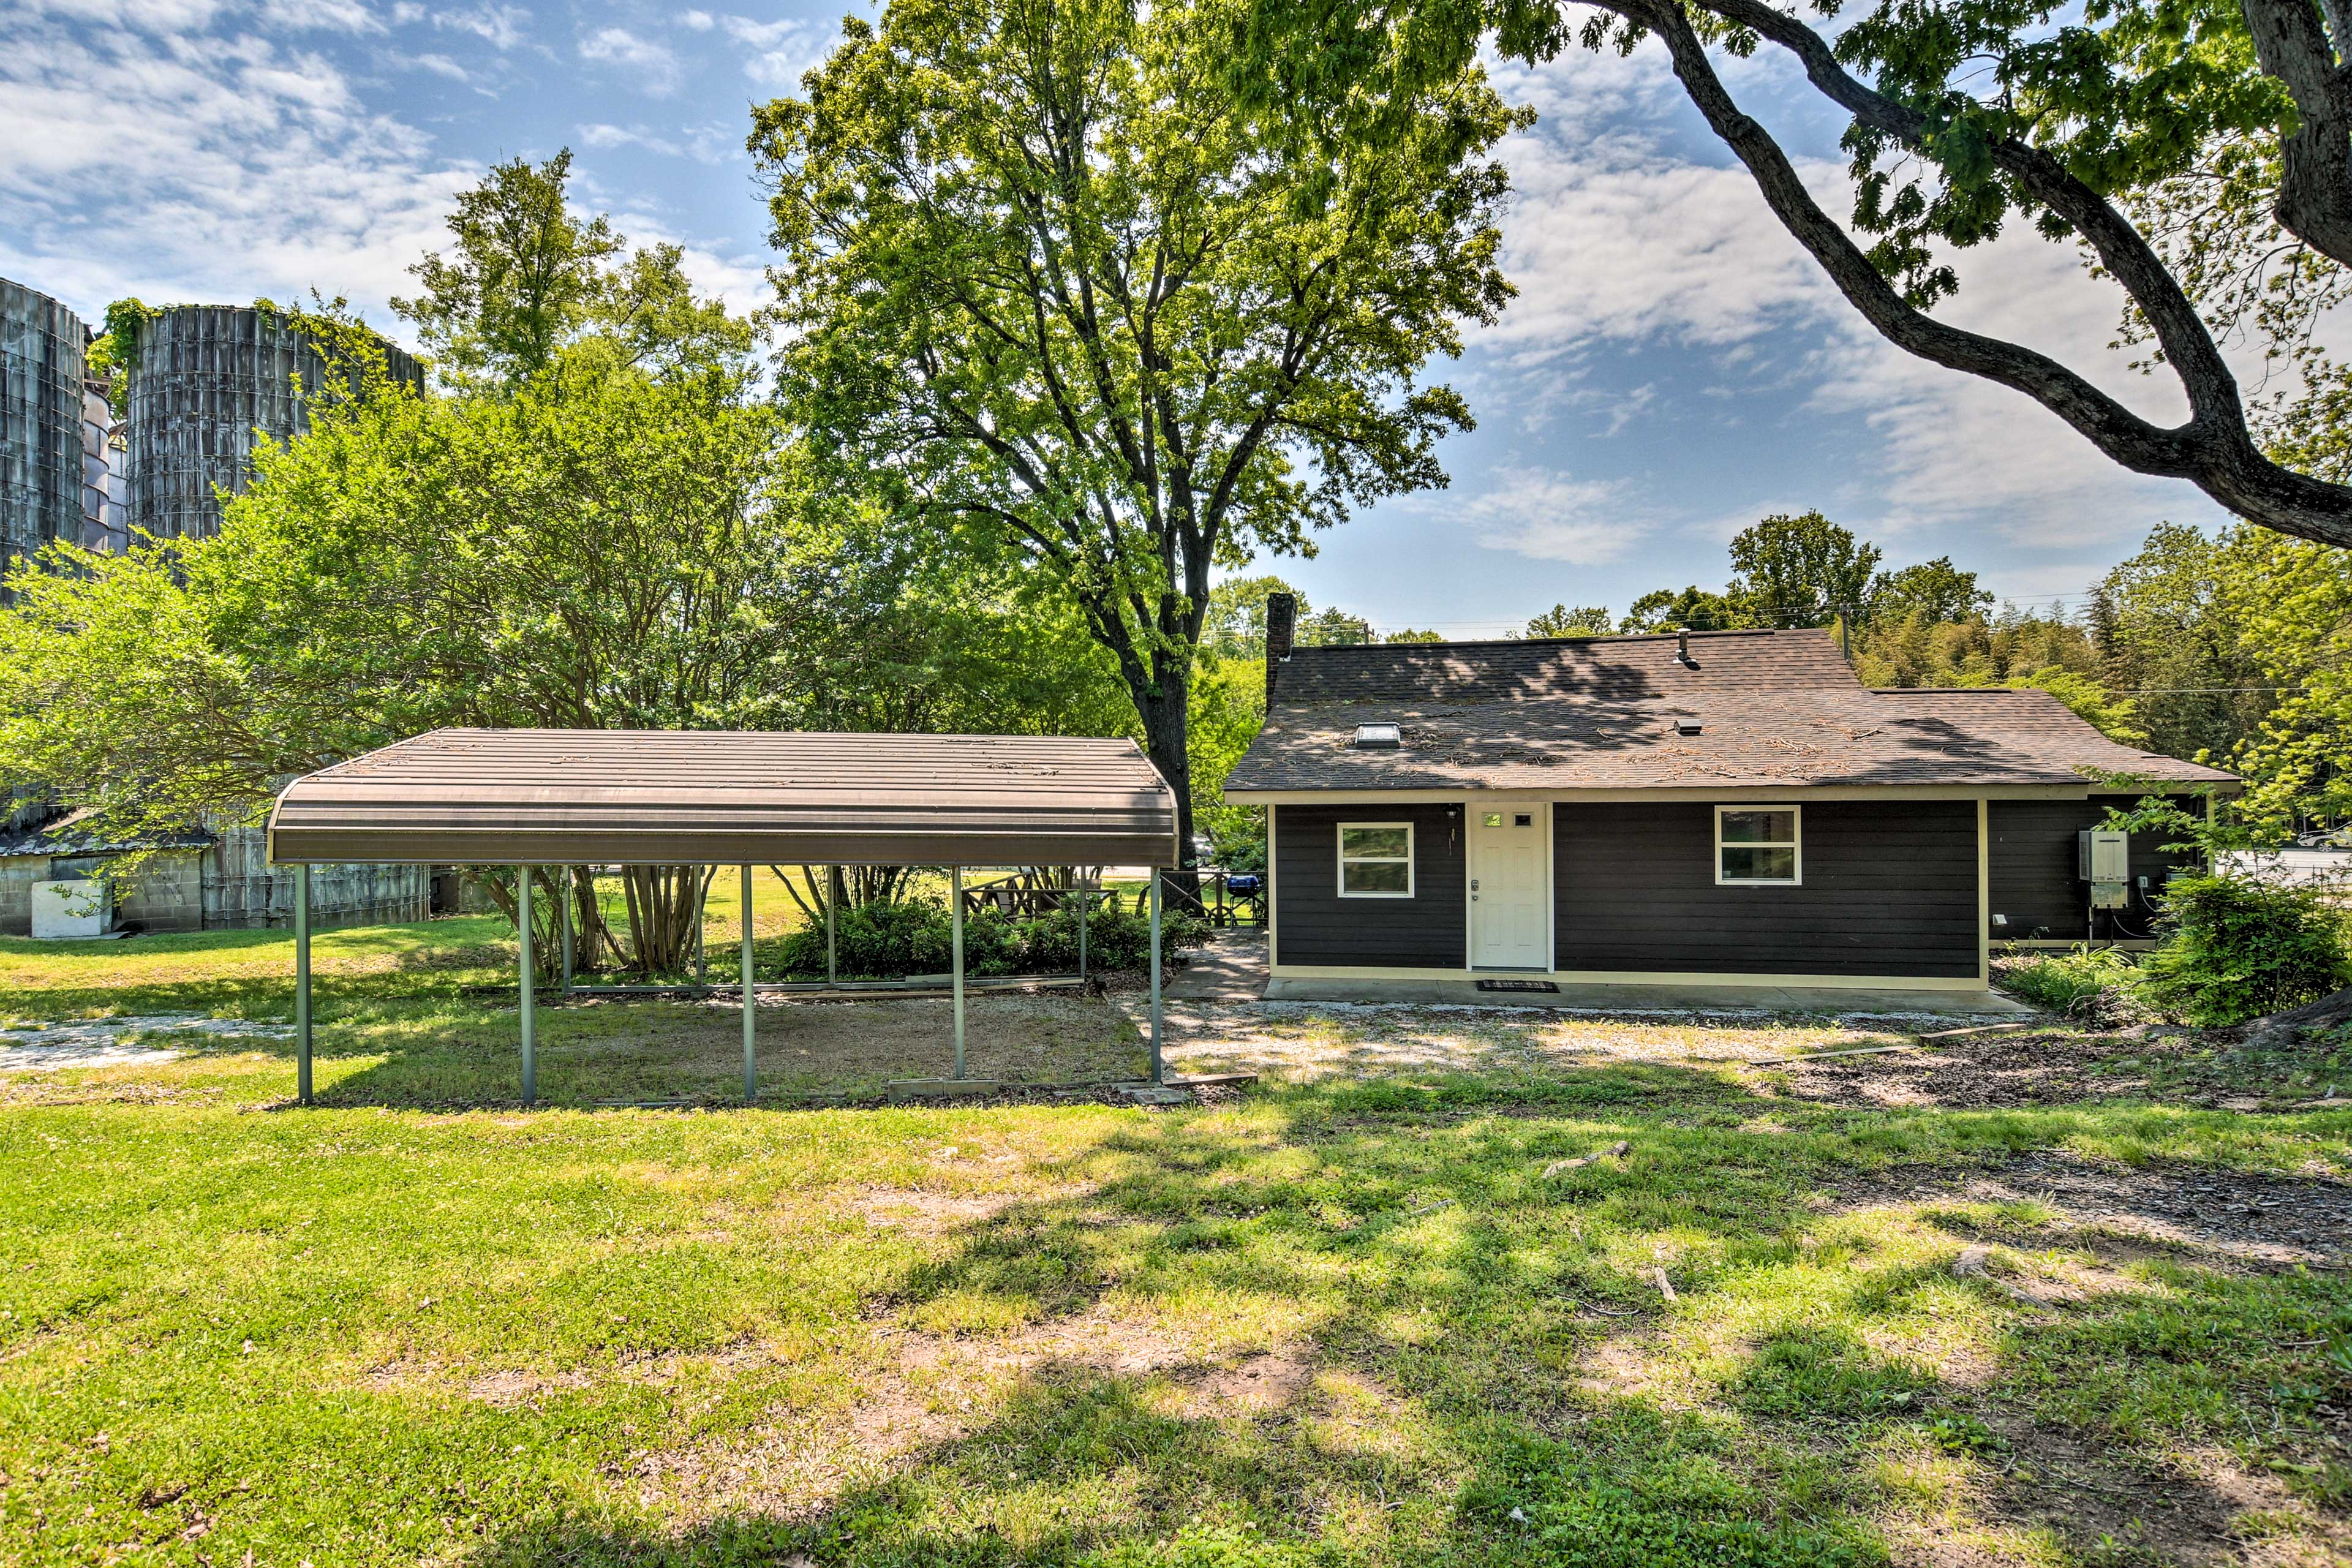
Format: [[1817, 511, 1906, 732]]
[[437, 1072, 2338, 1566]]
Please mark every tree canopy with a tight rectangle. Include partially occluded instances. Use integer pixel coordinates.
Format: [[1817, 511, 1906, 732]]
[[1727, 511, 1883, 629], [392, 150, 752, 391], [0, 153, 1134, 971], [750, 0, 1526, 861]]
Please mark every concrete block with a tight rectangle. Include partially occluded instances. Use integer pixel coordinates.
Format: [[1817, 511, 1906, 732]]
[[31, 879, 110, 939]]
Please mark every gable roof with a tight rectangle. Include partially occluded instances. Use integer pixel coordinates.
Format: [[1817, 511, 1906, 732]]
[[1224, 628, 2237, 796]]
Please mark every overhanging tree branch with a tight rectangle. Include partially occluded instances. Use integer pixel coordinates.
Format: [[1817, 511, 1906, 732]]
[[1613, 0, 2352, 546]]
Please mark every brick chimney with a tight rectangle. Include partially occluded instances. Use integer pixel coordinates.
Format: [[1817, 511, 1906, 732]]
[[1264, 592, 1296, 703]]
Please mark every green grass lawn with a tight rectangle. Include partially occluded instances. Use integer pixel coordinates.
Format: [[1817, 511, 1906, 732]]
[[1, 916, 2348, 1565]]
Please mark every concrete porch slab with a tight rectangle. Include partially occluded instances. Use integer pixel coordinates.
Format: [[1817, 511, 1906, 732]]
[[1261, 975, 2036, 1018]]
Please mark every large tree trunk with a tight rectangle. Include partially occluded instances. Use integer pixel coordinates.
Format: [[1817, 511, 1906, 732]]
[[2243, 984, 2352, 1044], [1129, 658, 1198, 888]]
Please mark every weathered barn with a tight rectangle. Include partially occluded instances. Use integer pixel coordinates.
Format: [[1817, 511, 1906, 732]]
[[0, 810, 430, 937]]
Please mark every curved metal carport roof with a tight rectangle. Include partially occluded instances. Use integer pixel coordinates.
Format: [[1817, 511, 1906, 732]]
[[266, 728, 1182, 867], [266, 728, 1182, 1108]]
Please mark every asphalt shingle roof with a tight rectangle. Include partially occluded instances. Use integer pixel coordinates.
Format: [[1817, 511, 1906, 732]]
[[1224, 629, 2238, 794]]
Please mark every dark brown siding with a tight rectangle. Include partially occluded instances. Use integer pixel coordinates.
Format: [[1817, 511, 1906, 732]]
[[1988, 796, 2198, 941], [1554, 801, 1980, 977], [1273, 803, 1466, 968]]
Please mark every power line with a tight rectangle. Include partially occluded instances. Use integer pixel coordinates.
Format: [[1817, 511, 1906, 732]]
[[2106, 684, 2318, 693]]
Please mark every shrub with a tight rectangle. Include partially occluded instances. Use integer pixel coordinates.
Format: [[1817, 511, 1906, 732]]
[[769, 894, 1207, 980], [2142, 872, 2352, 1027], [1012, 899, 1210, 972], [1996, 944, 2145, 1019], [771, 898, 1019, 979]]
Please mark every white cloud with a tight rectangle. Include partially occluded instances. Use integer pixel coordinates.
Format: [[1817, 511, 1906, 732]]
[[1456, 469, 1645, 565], [721, 13, 827, 89], [17, 0, 228, 29], [407, 50, 469, 80], [575, 121, 735, 166], [258, 0, 382, 32], [1481, 135, 1834, 358], [0, 12, 466, 338], [678, 9, 714, 29], [1472, 36, 2233, 566], [578, 25, 681, 96], [431, 4, 524, 50]]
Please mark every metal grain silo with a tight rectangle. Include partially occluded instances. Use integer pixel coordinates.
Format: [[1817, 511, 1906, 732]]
[[80, 379, 127, 556], [0, 278, 88, 589], [126, 306, 423, 543]]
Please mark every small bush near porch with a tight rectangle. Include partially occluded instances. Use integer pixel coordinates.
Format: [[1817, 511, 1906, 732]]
[[1, 914, 2348, 1566]]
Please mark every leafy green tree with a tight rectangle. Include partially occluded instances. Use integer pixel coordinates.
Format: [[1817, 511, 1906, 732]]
[[1619, 585, 1749, 632], [752, 0, 1526, 867], [1849, 603, 2141, 737], [1872, 557, 1992, 624], [1237, 0, 2352, 544], [1202, 576, 1306, 658], [1382, 627, 1446, 643], [2090, 522, 2274, 767], [393, 150, 749, 390], [1727, 511, 1883, 628], [1298, 606, 1374, 646], [0, 351, 800, 973], [1188, 655, 1270, 871], [1523, 603, 1613, 638], [2213, 526, 2352, 830]]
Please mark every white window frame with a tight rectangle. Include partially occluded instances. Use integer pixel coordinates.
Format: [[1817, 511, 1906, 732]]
[[1336, 821, 1415, 899], [1714, 804, 1803, 886]]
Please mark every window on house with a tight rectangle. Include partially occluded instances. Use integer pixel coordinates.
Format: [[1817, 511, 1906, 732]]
[[1716, 805, 1800, 885], [1338, 823, 1414, 897]]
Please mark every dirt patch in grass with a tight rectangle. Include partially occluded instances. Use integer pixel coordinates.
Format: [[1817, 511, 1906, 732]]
[[843, 1187, 1025, 1235], [1183, 1348, 1316, 1413], [1770, 1025, 2352, 1115], [1765, 1030, 2153, 1110], [684, 990, 1145, 1095], [1907, 1419, 2321, 1568], [1833, 1154, 2352, 1270], [1150, 998, 1909, 1084], [624, 1308, 1317, 1526]]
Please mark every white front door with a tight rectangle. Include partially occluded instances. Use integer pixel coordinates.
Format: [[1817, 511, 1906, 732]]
[[1471, 807, 1548, 968]]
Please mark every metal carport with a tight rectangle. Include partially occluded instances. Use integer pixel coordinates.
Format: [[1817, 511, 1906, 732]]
[[266, 728, 1183, 1106]]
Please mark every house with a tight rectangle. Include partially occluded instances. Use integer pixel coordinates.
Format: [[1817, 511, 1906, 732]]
[[1221, 603, 2236, 1000]]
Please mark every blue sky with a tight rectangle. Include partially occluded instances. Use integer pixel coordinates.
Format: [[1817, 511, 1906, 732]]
[[2, 0, 2234, 636]]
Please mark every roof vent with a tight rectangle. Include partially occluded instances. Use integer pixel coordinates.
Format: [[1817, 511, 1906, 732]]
[[1673, 718, 1703, 736], [1352, 722, 1402, 749], [1675, 629, 1698, 669]]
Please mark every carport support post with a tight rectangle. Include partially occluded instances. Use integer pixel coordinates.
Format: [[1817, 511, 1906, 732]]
[[558, 872, 573, 998], [741, 864, 756, 1103], [826, 865, 839, 987], [1076, 877, 1088, 981], [294, 864, 312, 1106], [1148, 870, 1163, 1085], [951, 865, 966, 1080], [518, 866, 535, 1107]]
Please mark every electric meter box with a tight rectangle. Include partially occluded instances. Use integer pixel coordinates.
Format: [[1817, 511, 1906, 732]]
[[2078, 828, 2130, 885]]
